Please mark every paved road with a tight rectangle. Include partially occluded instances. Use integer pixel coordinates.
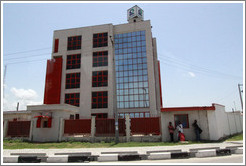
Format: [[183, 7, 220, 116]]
[[92, 154, 243, 164], [3, 141, 243, 156]]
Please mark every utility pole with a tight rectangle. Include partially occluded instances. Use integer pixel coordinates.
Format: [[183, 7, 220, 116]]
[[110, 35, 119, 143], [233, 101, 237, 112], [238, 84, 243, 112], [3, 65, 7, 98], [16, 102, 19, 111]]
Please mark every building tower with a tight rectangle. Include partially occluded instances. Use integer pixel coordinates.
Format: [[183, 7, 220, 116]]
[[43, 5, 162, 119]]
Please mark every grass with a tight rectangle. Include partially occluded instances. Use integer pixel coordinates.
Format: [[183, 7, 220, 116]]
[[225, 133, 243, 141], [3, 139, 200, 149], [3, 133, 243, 149]]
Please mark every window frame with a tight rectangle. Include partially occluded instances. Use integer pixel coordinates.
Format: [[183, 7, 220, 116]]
[[93, 51, 108, 67], [65, 93, 80, 107], [91, 91, 108, 109], [92, 71, 108, 87], [67, 36, 82, 50], [93, 32, 108, 48], [66, 54, 81, 70], [65, 73, 80, 89], [174, 114, 189, 129]]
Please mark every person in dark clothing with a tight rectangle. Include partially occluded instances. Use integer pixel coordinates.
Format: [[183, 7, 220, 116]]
[[168, 122, 174, 142], [192, 120, 202, 141]]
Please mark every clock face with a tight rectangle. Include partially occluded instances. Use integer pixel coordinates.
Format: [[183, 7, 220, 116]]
[[138, 9, 143, 16], [127, 6, 144, 21], [129, 8, 134, 16]]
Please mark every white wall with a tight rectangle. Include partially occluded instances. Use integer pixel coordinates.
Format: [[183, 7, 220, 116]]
[[3, 111, 31, 121], [226, 112, 243, 135], [204, 104, 242, 140], [161, 110, 210, 142], [162, 104, 243, 141]]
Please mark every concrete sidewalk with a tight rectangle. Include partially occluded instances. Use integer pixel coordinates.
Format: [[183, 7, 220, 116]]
[[3, 141, 243, 163]]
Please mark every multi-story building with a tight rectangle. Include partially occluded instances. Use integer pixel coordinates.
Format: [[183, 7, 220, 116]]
[[43, 5, 162, 119], [4, 6, 243, 143]]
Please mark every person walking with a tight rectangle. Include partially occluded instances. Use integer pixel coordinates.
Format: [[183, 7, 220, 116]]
[[176, 121, 183, 141], [192, 120, 202, 141], [168, 122, 174, 142]]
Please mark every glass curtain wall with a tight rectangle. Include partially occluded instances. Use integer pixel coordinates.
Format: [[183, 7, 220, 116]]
[[114, 31, 149, 109]]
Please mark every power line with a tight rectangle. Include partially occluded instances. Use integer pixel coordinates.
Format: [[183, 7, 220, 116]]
[[158, 55, 242, 80], [4, 47, 51, 56], [160, 59, 241, 80], [6, 59, 47, 65], [4, 53, 50, 61]]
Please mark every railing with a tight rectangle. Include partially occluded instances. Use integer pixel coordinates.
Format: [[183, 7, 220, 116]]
[[7, 121, 31, 137], [131, 117, 160, 135], [64, 119, 91, 135], [95, 118, 126, 136]]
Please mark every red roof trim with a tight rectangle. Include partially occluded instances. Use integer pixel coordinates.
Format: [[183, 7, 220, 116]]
[[34, 115, 50, 119], [161, 105, 215, 112]]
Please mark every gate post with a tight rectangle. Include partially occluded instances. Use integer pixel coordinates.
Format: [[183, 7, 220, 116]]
[[29, 120, 34, 141], [3, 120, 9, 138], [58, 118, 64, 142], [91, 116, 96, 142], [125, 114, 131, 142]]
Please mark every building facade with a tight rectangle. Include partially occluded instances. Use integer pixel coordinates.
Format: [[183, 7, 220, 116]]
[[44, 5, 162, 119], [3, 6, 243, 143]]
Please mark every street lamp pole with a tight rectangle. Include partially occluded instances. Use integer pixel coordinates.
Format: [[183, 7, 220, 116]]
[[110, 35, 119, 143], [238, 84, 243, 112]]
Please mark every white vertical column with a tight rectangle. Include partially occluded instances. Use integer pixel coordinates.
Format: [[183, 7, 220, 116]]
[[91, 116, 96, 141], [3, 120, 9, 138], [125, 114, 131, 142], [29, 119, 34, 141], [58, 118, 64, 142]]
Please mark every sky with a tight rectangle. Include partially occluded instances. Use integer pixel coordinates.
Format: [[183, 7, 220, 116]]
[[2, 2, 244, 112]]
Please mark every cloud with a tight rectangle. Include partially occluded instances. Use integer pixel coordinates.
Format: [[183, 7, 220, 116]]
[[188, 72, 196, 77], [3, 87, 42, 111], [10, 87, 38, 100]]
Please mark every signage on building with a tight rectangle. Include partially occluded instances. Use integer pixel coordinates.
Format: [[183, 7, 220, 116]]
[[127, 5, 144, 21]]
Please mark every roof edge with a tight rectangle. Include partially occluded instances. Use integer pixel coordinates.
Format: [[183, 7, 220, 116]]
[[161, 105, 216, 112]]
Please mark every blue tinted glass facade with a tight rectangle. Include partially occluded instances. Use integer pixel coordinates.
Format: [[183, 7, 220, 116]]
[[114, 31, 149, 109]]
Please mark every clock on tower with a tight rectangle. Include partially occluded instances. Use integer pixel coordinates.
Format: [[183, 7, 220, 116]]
[[127, 5, 144, 23]]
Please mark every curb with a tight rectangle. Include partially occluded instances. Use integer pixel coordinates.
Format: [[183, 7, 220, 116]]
[[147, 152, 171, 160], [98, 154, 118, 162], [195, 149, 216, 158], [3, 146, 243, 163]]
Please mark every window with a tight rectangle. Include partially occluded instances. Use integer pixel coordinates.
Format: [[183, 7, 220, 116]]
[[66, 73, 80, 89], [43, 119, 48, 128], [70, 114, 75, 120], [36, 117, 52, 128], [118, 112, 150, 118], [114, 31, 149, 109], [174, 114, 189, 128], [92, 71, 108, 87], [65, 93, 80, 107], [93, 32, 108, 48], [67, 36, 82, 50], [91, 113, 108, 119], [75, 114, 80, 119], [66, 54, 81, 70], [93, 51, 108, 67], [91, 91, 108, 109], [54, 39, 59, 53]]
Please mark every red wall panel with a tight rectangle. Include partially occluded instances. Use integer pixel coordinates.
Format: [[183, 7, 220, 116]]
[[64, 119, 91, 134], [131, 117, 160, 135], [44, 57, 63, 104], [7, 121, 31, 137], [54, 39, 59, 53], [95, 118, 126, 136]]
